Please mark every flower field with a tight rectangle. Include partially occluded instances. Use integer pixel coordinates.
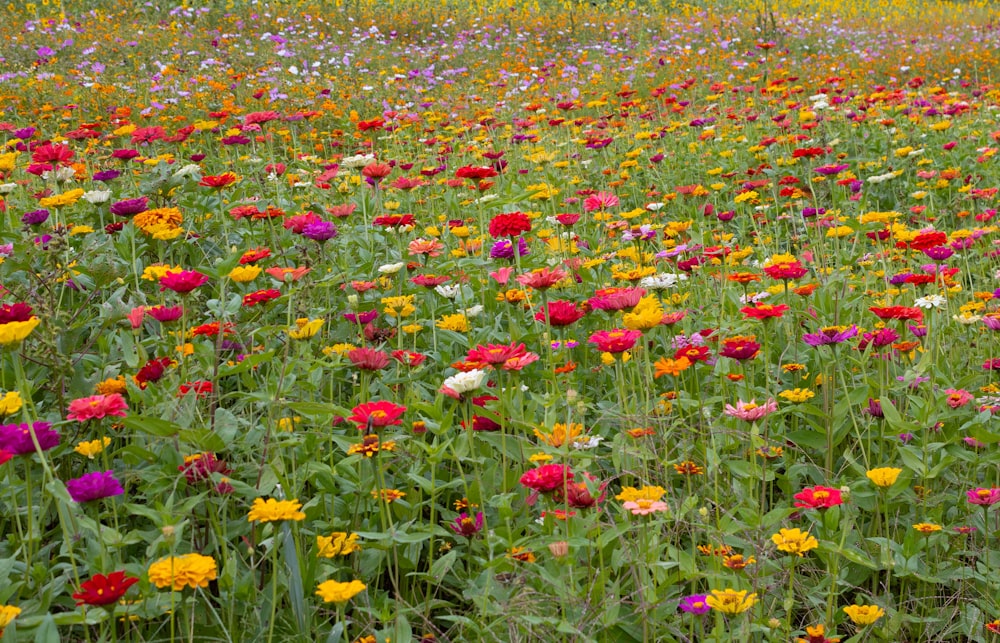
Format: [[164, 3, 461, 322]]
[[5, 0, 1000, 640]]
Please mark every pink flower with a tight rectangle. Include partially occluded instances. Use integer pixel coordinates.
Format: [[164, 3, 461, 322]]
[[623, 500, 669, 516], [516, 267, 568, 290], [127, 306, 145, 329], [944, 388, 974, 409], [489, 267, 514, 285], [520, 464, 573, 493], [583, 191, 619, 212], [159, 270, 209, 293], [967, 488, 1000, 506], [723, 398, 778, 421], [67, 394, 129, 422]]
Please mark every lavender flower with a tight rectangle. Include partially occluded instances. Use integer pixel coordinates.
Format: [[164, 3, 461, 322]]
[[679, 594, 711, 615], [802, 325, 858, 346], [301, 220, 338, 242]]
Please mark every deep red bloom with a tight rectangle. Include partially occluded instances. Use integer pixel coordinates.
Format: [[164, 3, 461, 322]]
[[869, 306, 923, 322], [467, 343, 529, 367], [719, 337, 760, 361], [372, 214, 416, 227], [553, 471, 607, 509], [455, 166, 497, 179], [283, 211, 322, 233], [793, 485, 843, 509], [178, 453, 231, 484], [762, 261, 808, 280], [160, 270, 209, 294], [488, 212, 531, 238], [239, 247, 272, 264], [72, 571, 139, 606], [178, 381, 214, 398], [673, 345, 712, 363], [0, 303, 34, 324], [243, 289, 282, 307], [198, 172, 238, 188], [391, 350, 427, 368], [519, 463, 573, 493], [146, 305, 183, 323], [134, 357, 173, 389], [348, 401, 406, 430], [535, 301, 586, 327], [905, 230, 948, 251]]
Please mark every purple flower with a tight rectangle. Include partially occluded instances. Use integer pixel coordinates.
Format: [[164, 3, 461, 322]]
[[36, 46, 55, 58], [923, 246, 954, 261], [489, 237, 530, 260], [802, 325, 858, 346], [66, 471, 124, 503], [21, 209, 50, 226], [890, 273, 913, 286], [93, 170, 121, 182], [13, 127, 35, 140], [858, 327, 899, 351], [801, 207, 825, 218], [0, 422, 59, 456], [898, 433, 915, 444], [450, 511, 484, 537], [864, 398, 884, 418], [814, 164, 849, 176], [343, 310, 377, 325], [109, 197, 148, 217], [679, 594, 711, 615], [301, 220, 338, 242]]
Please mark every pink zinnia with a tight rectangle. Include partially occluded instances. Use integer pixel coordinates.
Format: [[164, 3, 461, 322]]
[[723, 398, 778, 421], [588, 329, 641, 354], [583, 191, 619, 212], [520, 464, 573, 493], [516, 267, 568, 290], [588, 287, 646, 312], [347, 347, 390, 371], [623, 500, 669, 516], [159, 270, 209, 293], [944, 388, 974, 409], [967, 487, 1000, 506], [67, 394, 129, 422]]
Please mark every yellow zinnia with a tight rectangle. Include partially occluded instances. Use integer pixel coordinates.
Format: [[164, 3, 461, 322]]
[[0, 605, 21, 633], [622, 295, 663, 331], [0, 391, 22, 415], [436, 314, 469, 333], [228, 265, 261, 283], [315, 579, 366, 603], [843, 604, 885, 625], [771, 528, 819, 556], [705, 588, 757, 614], [247, 498, 306, 522], [148, 554, 218, 591], [0, 318, 40, 346], [74, 437, 112, 459], [866, 467, 902, 488], [317, 533, 361, 558], [288, 318, 323, 340]]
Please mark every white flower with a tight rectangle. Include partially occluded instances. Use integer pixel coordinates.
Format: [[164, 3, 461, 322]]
[[42, 166, 76, 182], [341, 154, 375, 169], [645, 202, 665, 211], [434, 284, 461, 299], [953, 312, 981, 325], [915, 294, 946, 309], [640, 273, 685, 290], [0, 183, 16, 194], [740, 291, 770, 304], [173, 164, 202, 178], [377, 262, 405, 275], [82, 189, 112, 204], [464, 304, 484, 318], [572, 436, 604, 450], [442, 369, 487, 394]]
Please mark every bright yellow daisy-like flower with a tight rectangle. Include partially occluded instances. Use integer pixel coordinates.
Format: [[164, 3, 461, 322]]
[[317, 532, 361, 558], [771, 528, 819, 557], [912, 523, 942, 534], [74, 437, 112, 459], [0, 318, 40, 347], [315, 579, 366, 603], [228, 265, 261, 283], [288, 318, 323, 340], [533, 422, 585, 448], [0, 391, 22, 416], [843, 604, 885, 625], [436, 314, 469, 333], [615, 486, 666, 503], [0, 605, 21, 633], [706, 588, 757, 614], [866, 467, 902, 488], [622, 295, 663, 331], [778, 388, 815, 403], [148, 554, 218, 591], [247, 498, 306, 522]]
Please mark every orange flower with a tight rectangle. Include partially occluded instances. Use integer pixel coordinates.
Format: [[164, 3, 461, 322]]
[[654, 356, 691, 378]]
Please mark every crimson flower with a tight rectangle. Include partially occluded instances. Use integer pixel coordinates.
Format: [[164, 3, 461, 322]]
[[869, 306, 923, 322], [793, 485, 843, 509], [535, 301, 586, 327], [347, 347, 390, 371], [348, 401, 406, 430], [198, 172, 238, 188], [160, 270, 209, 294], [740, 303, 789, 320], [451, 512, 484, 537], [488, 212, 531, 238], [72, 571, 139, 606], [520, 464, 573, 493]]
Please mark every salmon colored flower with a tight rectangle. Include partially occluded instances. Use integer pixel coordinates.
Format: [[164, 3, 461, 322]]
[[348, 401, 406, 430]]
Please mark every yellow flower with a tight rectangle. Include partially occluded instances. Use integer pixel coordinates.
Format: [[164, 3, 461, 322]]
[[0, 605, 21, 632], [843, 604, 885, 625], [0, 391, 22, 415], [533, 422, 585, 448], [141, 264, 182, 281], [0, 152, 19, 173], [372, 489, 406, 503], [0, 317, 40, 346], [74, 437, 111, 459], [529, 452, 553, 463], [317, 533, 361, 558], [706, 588, 757, 614], [95, 375, 127, 395], [38, 188, 84, 208], [402, 324, 423, 334], [228, 265, 261, 283], [315, 579, 366, 603], [778, 388, 815, 403], [381, 295, 415, 318], [866, 467, 902, 488], [148, 554, 218, 590], [912, 522, 942, 534], [616, 486, 666, 502], [622, 296, 663, 331], [771, 528, 819, 557], [436, 314, 469, 333], [322, 343, 356, 357], [277, 416, 301, 432], [134, 207, 183, 231], [247, 498, 306, 522], [288, 318, 323, 340]]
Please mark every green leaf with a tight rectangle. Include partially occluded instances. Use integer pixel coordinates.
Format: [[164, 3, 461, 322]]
[[121, 415, 182, 437], [33, 615, 59, 643]]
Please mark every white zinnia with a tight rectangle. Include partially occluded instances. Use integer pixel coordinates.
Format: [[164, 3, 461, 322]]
[[82, 189, 112, 204], [442, 369, 487, 394], [915, 294, 946, 309]]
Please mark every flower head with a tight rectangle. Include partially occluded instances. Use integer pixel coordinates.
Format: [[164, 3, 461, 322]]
[[66, 471, 124, 502], [72, 571, 139, 606], [451, 511, 485, 537], [706, 588, 757, 614], [966, 487, 1000, 506], [316, 579, 366, 603], [793, 486, 843, 509], [148, 554, 218, 591], [679, 594, 711, 615], [866, 467, 902, 488], [771, 528, 819, 556], [843, 604, 885, 626], [348, 401, 406, 430], [66, 394, 128, 422], [247, 497, 306, 522]]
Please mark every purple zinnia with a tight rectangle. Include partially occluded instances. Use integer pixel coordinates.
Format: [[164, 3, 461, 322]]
[[679, 594, 711, 615], [13, 127, 35, 140], [489, 237, 530, 260], [66, 471, 124, 503], [0, 422, 60, 455], [802, 325, 858, 346], [301, 220, 338, 242], [92, 169, 121, 182], [21, 209, 49, 226], [450, 511, 484, 537], [923, 246, 954, 261], [109, 197, 148, 217]]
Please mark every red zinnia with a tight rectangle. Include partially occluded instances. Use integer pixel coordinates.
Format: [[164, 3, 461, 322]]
[[535, 300, 586, 327], [347, 401, 406, 430], [72, 571, 139, 606], [198, 172, 238, 188], [519, 463, 573, 493], [762, 261, 808, 281], [793, 485, 843, 509], [740, 303, 789, 320], [347, 347, 390, 371], [243, 289, 282, 307], [869, 306, 923, 322], [719, 337, 760, 361], [391, 350, 427, 367], [361, 163, 392, 181], [488, 212, 531, 238]]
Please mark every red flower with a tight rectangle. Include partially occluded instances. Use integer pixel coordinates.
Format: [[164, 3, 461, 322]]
[[283, 211, 322, 233], [588, 329, 642, 353], [372, 214, 416, 227], [146, 305, 183, 323], [553, 472, 607, 509], [488, 212, 531, 238], [555, 213, 580, 226], [198, 172, 238, 188], [719, 337, 760, 361], [520, 464, 573, 493], [348, 401, 406, 430], [740, 303, 789, 320], [72, 571, 139, 606], [134, 357, 173, 389], [239, 247, 272, 264], [455, 166, 498, 179], [516, 267, 568, 290], [869, 306, 923, 322], [361, 163, 392, 181], [673, 345, 711, 363], [793, 485, 843, 509], [762, 261, 808, 280], [466, 343, 529, 367], [242, 289, 282, 307], [391, 350, 427, 367], [904, 230, 948, 251], [179, 381, 214, 398], [0, 303, 34, 324], [347, 347, 390, 371], [160, 270, 209, 294], [535, 301, 586, 327], [179, 452, 231, 484]]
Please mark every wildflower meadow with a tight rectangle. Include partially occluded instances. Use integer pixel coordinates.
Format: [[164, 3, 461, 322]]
[[4, 0, 1000, 640]]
